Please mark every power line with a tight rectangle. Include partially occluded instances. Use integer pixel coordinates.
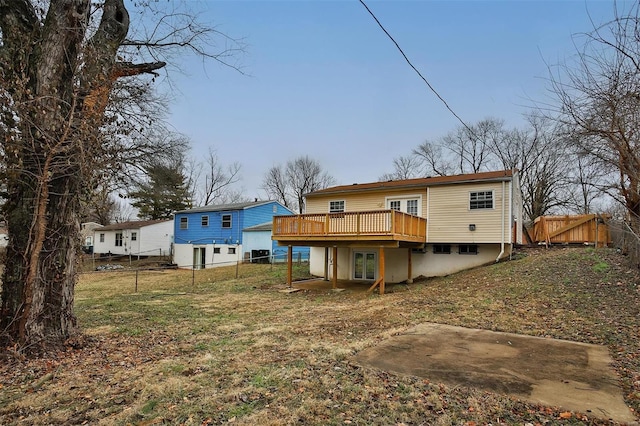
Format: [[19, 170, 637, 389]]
[[358, 0, 473, 134]]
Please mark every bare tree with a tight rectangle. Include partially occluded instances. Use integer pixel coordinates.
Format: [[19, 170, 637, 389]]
[[412, 140, 455, 177], [192, 148, 243, 206], [379, 155, 423, 181], [0, 0, 242, 351], [262, 165, 293, 209], [547, 1, 640, 229], [262, 156, 336, 213]]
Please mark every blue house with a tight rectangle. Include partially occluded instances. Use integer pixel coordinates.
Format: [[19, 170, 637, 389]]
[[173, 200, 309, 269]]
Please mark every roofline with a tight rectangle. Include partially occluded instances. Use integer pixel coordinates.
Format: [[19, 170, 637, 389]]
[[174, 200, 288, 214], [305, 170, 515, 198]]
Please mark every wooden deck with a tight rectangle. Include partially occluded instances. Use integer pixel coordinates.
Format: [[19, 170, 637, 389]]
[[272, 210, 427, 246]]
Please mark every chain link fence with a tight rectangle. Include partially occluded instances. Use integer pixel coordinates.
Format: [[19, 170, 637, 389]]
[[605, 217, 640, 268], [78, 251, 311, 296]]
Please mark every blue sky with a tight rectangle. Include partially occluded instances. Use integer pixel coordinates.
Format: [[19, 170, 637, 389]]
[[163, 0, 618, 201]]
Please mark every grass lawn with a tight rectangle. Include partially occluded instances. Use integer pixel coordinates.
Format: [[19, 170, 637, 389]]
[[1, 247, 639, 425]]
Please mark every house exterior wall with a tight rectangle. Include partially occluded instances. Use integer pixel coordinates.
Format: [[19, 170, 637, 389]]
[[310, 244, 511, 283], [306, 188, 428, 217], [93, 221, 172, 256], [173, 243, 242, 268], [137, 221, 173, 256], [243, 231, 272, 261], [305, 172, 521, 282], [174, 201, 300, 269], [427, 181, 511, 244], [174, 201, 291, 246]]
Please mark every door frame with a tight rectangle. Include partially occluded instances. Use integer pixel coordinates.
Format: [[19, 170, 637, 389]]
[[353, 250, 377, 281]]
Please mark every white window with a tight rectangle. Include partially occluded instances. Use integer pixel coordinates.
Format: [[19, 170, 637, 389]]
[[470, 191, 493, 210], [99, 233, 105, 243], [131, 232, 137, 241], [385, 196, 422, 216], [201, 215, 209, 227], [115, 232, 123, 247], [222, 214, 232, 228], [180, 217, 188, 230], [329, 200, 345, 213], [407, 199, 418, 216]]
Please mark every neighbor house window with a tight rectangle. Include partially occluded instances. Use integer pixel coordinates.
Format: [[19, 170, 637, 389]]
[[131, 232, 137, 241], [99, 233, 105, 243], [228, 247, 236, 254], [459, 244, 478, 255], [222, 214, 232, 228], [201, 215, 209, 227], [213, 247, 221, 254], [470, 191, 493, 210], [329, 200, 345, 213], [115, 232, 123, 247], [433, 244, 451, 254], [180, 217, 188, 230]]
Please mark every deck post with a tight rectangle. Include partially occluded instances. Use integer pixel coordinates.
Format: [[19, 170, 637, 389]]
[[407, 247, 413, 284], [324, 247, 329, 281], [332, 246, 338, 289], [287, 245, 293, 288], [379, 246, 385, 295]]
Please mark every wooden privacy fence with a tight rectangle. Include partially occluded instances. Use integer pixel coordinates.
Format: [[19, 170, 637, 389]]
[[529, 214, 611, 247]]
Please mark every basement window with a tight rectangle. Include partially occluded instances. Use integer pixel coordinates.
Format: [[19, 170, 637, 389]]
[[458, 244, 478, 255], [433, 244, 451, 254]]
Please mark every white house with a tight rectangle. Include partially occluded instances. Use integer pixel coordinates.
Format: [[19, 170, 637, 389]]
[[93, 219, 173, 257]]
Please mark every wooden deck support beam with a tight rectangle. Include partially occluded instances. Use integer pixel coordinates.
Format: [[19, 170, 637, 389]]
[[332, 246, 338, 289], [287, 245, 292, 288], [323, 247, 329, 281], [379, 246, 385, 295], [407, 247, 413, 284]]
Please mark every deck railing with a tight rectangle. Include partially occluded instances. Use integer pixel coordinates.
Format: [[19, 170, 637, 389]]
[[273, 210, 426, 241]]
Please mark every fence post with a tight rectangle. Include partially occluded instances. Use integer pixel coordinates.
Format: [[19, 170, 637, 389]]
[[135, 269, 139, 293]]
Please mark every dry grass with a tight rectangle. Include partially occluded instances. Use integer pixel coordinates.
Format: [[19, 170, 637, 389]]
[[1, 248, 639, 425]]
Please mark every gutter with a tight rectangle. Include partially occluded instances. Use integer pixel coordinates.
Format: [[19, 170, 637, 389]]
[[496, 180, 506, 263]]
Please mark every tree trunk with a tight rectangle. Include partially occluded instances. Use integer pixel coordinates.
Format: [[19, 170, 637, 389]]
[[0, 0, 133, 352]]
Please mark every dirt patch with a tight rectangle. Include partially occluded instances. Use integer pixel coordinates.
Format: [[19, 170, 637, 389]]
[[355, 322, 636, 423]]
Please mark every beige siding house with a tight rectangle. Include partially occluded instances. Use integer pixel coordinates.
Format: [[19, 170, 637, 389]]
[[273, 170, 523, 293]]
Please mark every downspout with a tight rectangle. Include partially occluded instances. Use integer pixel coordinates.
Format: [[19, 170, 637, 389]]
[[496, 180, 506, 262]]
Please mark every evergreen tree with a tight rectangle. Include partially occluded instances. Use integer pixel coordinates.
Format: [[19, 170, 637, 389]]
[[129, 162, 192, 220]]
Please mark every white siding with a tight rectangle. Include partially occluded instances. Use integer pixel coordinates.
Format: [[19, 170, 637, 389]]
[[138, 221, 173, 256], [173, 243, 244, 269], [427, 182, 510, 243], [92, 221, 173, 257]]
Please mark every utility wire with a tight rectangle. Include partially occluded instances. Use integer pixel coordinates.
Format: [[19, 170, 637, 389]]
[[358, 0, 474, 134]]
